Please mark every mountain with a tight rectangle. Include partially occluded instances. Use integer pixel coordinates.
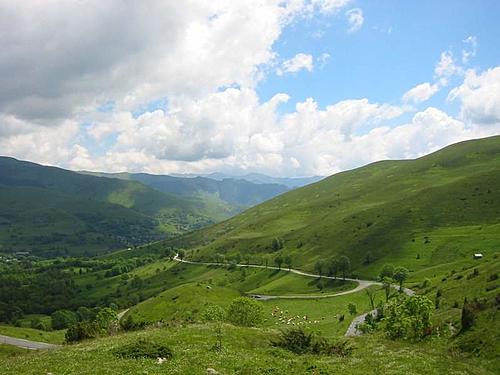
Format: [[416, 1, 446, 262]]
[[0, 157, 220, 257], [79, 172, 289, 211], [170, 172, 324, 188], [165, 136, 500, 278]]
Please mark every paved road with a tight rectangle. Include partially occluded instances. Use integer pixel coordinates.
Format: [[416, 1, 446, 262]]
[[0, 334, 59, 350], [173, 255, 414, 336]]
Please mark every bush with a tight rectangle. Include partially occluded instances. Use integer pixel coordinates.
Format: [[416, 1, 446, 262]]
[[202, 304, 225, 322], [30, 318, 48, 331], [113, 339, 173, 359], [272, 327, 354, 357], [51, 309, 78, 330], [383, 295, 433, 340], [65, 321, 100, 343], [227, 297, 263, 327], [120, 315, 146, 331]]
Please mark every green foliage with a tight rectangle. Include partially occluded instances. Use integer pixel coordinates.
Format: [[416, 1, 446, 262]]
[[29, 318, 48, 331], [393, 266, 409, 290], [0, 303, 23, 324], [379, 264, 395, 280], [272, 327, 354, 356], [113, 339, 173, 360], [202, 304, 226, 322], [338, 256, 351, 279], [51, 309, 78, 330], [65, 321, 100, 343], [271, 238, 284, 251], [120, 315, 146, 332], [383, 295, 433, 340], [348, 303, 357, 316], [96, 307, 118, 333], [274, 255, 283, 269], [227, 297, 263, 327], [460, 298, 475, 332]]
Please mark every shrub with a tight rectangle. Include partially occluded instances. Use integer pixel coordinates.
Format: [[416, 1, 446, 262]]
[[113, 339, 173, 359], [460, 298, 474, 332], [65, 321, 100, 343], [30, 318, 48, 331], [51, 309, 78, 330], [272, 328, 354, 356], [202, 304, 226, 322], [227, 297, 263, 327], [348, 303, 357, 316], [487, 273, 498, 282], [120, 315, 146, 331], [383, 295, 433, 340]]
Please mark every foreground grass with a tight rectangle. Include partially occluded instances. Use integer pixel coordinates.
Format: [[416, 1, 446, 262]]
[[1, 324, 496, 374], [0, 325, 65, 345]]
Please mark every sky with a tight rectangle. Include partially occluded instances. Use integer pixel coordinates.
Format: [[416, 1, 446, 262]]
[[1, 0, 499, 177]]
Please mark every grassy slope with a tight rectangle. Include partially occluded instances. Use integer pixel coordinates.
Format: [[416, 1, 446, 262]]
[[164, 136, 500, 279], [0, 157, 222, 256], [1, 325, 496, 375], [0, 325, 65, 344]]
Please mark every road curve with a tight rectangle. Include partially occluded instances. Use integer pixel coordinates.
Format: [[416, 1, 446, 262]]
[[173, 255, 414, 337], [0, 334, 60, 350]]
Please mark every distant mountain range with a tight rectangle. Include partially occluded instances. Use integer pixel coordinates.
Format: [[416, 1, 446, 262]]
[[169, 172, 324, 188], [0, 158, 314, 257]]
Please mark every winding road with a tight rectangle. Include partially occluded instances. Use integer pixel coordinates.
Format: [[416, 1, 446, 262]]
[[173, 255, 414, 336], [0, 334, 59, 350], [0, 256, 413, 350]]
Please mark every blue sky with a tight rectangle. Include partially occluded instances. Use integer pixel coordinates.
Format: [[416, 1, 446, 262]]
[[1, 1, 499, 176], [260, 0, 500, 114]]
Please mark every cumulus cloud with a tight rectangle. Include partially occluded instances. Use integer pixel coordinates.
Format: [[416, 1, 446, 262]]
[[277, 53, 314, 75], [448, 67, 500, 125], [345, 8, 364, 33], [402, 82, 439, 103]]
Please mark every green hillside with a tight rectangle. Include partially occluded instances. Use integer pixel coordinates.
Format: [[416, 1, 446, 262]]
[[0, 157, 221, 256], [80, 171, 289, 219], [164, 136, 500, 278]]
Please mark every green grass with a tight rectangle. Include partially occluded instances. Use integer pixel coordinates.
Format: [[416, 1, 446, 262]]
[[160, 136, 500, 279], [0, 325, 65, 344], [0, 324, 496, 374], [125, 263, 359, 323]]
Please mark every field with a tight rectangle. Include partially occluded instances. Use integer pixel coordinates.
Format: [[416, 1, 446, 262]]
[[1, 324, 497, 375]]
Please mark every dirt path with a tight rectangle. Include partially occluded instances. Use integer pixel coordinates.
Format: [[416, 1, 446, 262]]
[[0, 334, 59, 350]]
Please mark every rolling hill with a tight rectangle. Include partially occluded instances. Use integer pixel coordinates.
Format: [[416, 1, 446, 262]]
[[0, 157, 222, 256], [79, 171, 289, 216], [164, 136, 500, 278]]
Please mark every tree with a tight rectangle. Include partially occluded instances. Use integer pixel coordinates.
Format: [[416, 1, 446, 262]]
[[51, 309, 78, 330], [382, 277, 392, 302], [314, 260, 324, 278], [365, 288, 376, 310], [96, 307, 118, 334], [177, 249, 186, 261], [65, 321, 100, 343], [272, 238, 284, 251], [338, 256, 351, 280], [274, 255, 283, 270], [383, 295, 433, 340], [393, 266, 409, 291], [327, 258, 339, 279], [284, 255, 292, 271], [460, 297, 474, 332], [379, 264, 394, 280], [348, 303, 357, 316], [227, 297, 263, 327]]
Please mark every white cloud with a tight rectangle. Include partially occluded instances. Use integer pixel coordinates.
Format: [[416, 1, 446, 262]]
[[462, 36, 478, 64], [317, 53, 331, 68], [434, 51, 463, 82], [402, 82, 439, 103], [278, 53, 314, 75], [345, 8, 364, 33], [448, 67, 500, 125]]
